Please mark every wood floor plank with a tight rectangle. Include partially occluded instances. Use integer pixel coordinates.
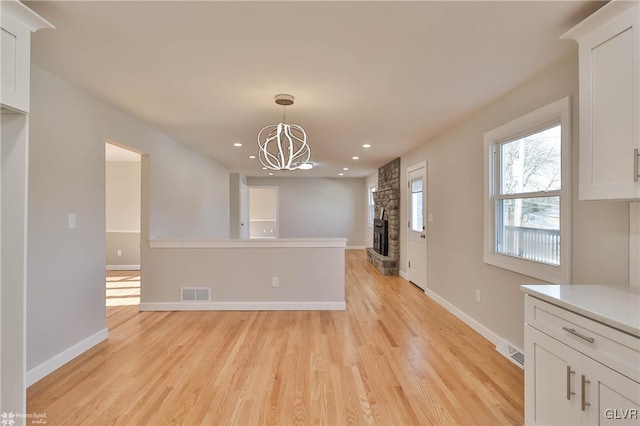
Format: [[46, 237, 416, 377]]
[[27, 250, 524, 425]]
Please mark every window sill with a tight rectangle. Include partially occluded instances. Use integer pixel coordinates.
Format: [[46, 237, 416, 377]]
[[484, 251, 570, 284]]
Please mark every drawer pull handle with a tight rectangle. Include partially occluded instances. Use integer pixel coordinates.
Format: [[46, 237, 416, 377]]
[[562, 326, 595, 344], [566, 366, 575, 400], [581, 374, 591, 411], [635, 149, 640, 182]]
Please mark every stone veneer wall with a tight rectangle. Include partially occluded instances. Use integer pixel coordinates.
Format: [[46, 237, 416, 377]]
[[366, 157, 400, 275]]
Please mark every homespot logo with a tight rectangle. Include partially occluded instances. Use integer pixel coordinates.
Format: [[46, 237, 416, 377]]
[[1, 412, 47, 425], [0, 412, 15, 426], [604, 409, 638, 420]]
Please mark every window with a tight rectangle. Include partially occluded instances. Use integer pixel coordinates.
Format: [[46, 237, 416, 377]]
[[484, 97, 571, 283], [368, 185, 376, 225], [410, 178, 423, 232]]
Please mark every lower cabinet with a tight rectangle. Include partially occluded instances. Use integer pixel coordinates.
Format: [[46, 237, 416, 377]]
[[526, 326, 640, 425], [582, 356, 640, 425], [524, 292, 640, 426]]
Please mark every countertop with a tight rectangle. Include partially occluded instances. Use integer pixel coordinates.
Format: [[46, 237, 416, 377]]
[[521, 284, 640, 338]]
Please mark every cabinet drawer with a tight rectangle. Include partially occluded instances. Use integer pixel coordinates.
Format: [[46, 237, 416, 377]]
[[525, 295, 640, 383]]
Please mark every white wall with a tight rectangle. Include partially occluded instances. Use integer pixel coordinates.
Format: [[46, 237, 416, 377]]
[[27, 64, 230, 377], [106, 161, 140, 232], [141, 239, 346, 310], [249, 186, 277, 239], [106, 161, 140, 266], [247, 177, 366, 247], [229, 173, 241, 239], [400, 54, 629, 349]]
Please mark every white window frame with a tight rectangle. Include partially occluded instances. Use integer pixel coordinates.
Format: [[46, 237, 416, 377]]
[[483, 97, 571, 284], [368, 185, 376, 226]]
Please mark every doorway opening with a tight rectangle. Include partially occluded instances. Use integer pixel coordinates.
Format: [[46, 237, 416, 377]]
[[105, 142, 141, 307], [407, 162, 427, 290], [249, 186, 279, 239]]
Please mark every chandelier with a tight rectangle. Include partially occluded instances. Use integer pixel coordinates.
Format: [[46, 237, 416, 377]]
[[257, 94, 312, 171]]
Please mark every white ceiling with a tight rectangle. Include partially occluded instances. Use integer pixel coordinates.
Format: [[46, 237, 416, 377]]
[[27, 1, 604, 178]]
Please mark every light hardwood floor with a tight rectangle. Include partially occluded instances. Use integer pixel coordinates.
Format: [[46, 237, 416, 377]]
[[27, 250, 523, 425]]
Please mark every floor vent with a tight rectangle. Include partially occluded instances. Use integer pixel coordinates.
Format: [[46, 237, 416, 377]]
[[496, 339, 524, 369], [180, 287, 210, 302]]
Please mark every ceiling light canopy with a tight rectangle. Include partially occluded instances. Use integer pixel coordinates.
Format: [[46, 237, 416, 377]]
[[257, 94, 311, 171]]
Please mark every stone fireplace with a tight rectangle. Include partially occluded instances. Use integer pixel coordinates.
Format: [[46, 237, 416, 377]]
[[367, 158, 400, 275]]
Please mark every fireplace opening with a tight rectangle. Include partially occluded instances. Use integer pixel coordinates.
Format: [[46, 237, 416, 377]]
[[373, 219, 388, 256]]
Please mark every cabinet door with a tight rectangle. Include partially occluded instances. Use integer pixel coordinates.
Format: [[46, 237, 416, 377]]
[[0, 12, 31, 113], [578, 3, 640, 200], [526, 326, 583, 426], [582, 356, 640, 426]]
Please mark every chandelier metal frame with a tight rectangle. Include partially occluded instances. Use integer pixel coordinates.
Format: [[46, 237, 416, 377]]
[[257, 94, 311, 171]]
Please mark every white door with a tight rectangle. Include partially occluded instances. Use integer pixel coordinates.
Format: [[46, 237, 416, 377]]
[[408, 164, 427, 290], [240, 183, 249, 239]]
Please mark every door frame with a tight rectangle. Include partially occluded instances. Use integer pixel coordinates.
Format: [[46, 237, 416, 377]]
[[406, 161, 428, 290]]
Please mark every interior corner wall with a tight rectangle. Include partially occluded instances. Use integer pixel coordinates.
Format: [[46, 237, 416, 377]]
[[246, 177, 366, 247], [399, 53, 629, 349], [27, 64, 230, 374]]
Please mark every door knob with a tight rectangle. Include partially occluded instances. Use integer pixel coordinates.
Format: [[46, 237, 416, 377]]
[[420, 234, 426, 239]]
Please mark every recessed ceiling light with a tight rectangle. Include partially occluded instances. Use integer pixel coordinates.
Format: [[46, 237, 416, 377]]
[[268, 172, 274, 176], [343, 167, 349, 171], [298, 163, 314, 170], [362, 144, 371, 149], [352, 156, 359, 160], [233, 143, 243, 147], [262, 167, 267, 170], [339, 173, 344, 176], [249, 155, 256, 159]]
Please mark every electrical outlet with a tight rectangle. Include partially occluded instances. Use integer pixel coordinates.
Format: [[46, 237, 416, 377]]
[[475, 289, 481, 303], [272, 277, 279, 288], [117, 249, 122, 257]]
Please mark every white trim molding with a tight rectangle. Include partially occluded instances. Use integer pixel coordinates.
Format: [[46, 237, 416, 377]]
[[423, 288, 500, 345], [26, 328, 108, 387], [139, 301, 346, 311], [105, 229, 141, 234], [483, 97, 571, 284]]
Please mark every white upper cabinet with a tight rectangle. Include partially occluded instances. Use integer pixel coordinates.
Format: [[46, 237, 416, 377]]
[[562, 1, 640, 200], [0, 0, 53, 113]]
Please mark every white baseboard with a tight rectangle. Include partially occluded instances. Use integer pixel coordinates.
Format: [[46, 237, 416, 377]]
[[399, 270, 409, 280], [139, 301, 346, 311], [26, 328, 108, 387], [346, 246, 366, 250], [423, 288, 500, 346], [106, 264, 140, 271]]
